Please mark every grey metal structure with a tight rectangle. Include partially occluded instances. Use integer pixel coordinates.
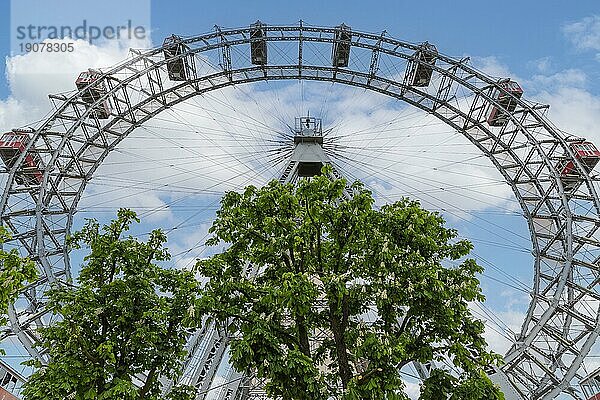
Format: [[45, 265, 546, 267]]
[[278, 116, 351, 198], [0, 21, 598, 399]]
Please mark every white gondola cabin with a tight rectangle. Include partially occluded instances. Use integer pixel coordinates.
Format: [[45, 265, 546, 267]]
[[163, 35, 191, 81], [75, 69, 111, 119], [407, 42, 438, 87], [487, 80, 523, 126], [0, 131, 43, 185], [332, 24, 352, 68], [250, 21, 267, 65]]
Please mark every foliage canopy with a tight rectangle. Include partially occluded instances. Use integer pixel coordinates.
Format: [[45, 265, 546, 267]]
[[22, 210, 199, 400], [0, 226, 37, 355], [198, 171, 504, 400]]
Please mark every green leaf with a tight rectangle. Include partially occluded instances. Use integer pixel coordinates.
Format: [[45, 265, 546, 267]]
[[199, 170, 504, 400], [21, 209, 202, 400]]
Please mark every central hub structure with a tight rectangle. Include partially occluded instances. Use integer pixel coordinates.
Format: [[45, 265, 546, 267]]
[[280, 116, 333, 183], [292, 116, 325, 177], [279, 115, 352, 199], [293, 116, 323, 145]]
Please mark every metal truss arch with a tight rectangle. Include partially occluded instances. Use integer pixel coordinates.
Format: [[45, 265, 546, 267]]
[[1, 23, 598, 400]]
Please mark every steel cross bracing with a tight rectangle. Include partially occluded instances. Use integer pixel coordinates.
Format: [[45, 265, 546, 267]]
[[0, 22, 597, 399]]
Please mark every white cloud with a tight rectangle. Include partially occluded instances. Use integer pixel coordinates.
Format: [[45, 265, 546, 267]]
[[471, 56, 514, 79], [529, 69, 587, 91], [0, 96, 31, 132], [563, 15, 600, 52], [528, 57, 552, 74], [477, 305, 524, 356], [534, 86, 600, 140], [404, 381, 421, 399]]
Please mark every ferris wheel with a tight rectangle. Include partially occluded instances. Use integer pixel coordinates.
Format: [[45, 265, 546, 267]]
[[0, 21, 599, 400]]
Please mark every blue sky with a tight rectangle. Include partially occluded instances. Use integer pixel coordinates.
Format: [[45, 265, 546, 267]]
[[1, 0, 600, 392]]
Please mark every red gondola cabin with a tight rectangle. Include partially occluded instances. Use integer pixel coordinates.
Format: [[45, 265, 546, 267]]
[[558, 141, 600, 191], [75, 69, 111, 119], [487, 80, 523, 127], [0, 132, 43, 185], [0, 386, 19, 400], [560, 141, 600, 175]]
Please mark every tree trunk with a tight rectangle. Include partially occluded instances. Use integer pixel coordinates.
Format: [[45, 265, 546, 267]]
[[296, 314, 311, 358], [329, 295, 352, 388]]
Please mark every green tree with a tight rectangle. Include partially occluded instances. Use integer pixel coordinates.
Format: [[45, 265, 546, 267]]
[[0, 226, 37, 355], [197, 170, 504, 400], [22, 209, 199, 400]]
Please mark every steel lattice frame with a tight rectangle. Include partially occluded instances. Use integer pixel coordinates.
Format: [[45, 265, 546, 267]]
[[0, 23, 598, 400]]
